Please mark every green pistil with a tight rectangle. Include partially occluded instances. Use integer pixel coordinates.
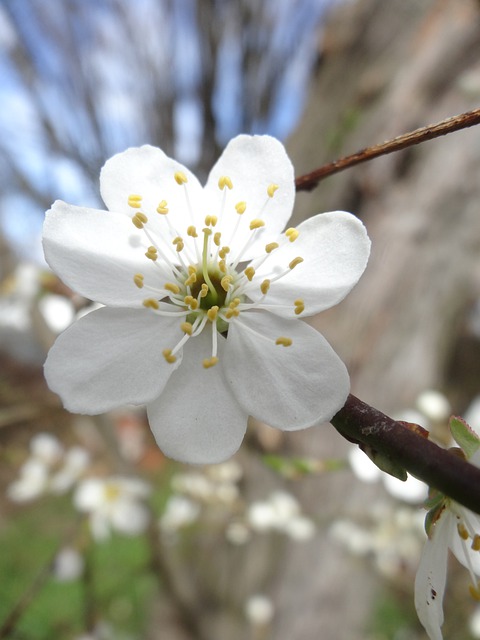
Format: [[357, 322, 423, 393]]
[[202, 229, 218, 304]]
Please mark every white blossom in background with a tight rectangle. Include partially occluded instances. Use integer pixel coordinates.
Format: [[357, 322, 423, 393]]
[[74, 476, 151, 540], [53, 546, 84, 582], [43, 135, 370, 464], [245, 594, 274, 626], [159, 495, 200, 533], [247, 490, 316, 540], [415, 418, 480, 640]]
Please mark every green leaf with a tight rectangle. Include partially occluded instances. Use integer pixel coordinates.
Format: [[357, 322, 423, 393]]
[[361, 446, 408, 481], [450, 416, 480, 459]]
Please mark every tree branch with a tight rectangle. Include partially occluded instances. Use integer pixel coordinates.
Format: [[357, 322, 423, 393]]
[[331, 394, 480, 515], [295, 108, 480, 191]]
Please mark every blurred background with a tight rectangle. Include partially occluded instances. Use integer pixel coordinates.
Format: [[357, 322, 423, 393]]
[[1, 0, 480, 638]]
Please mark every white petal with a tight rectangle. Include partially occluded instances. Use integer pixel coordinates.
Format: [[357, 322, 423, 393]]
[[110, 500, 150, 535], [74, 479, 104, 512], [204, 135, 295, 260], [414, 514, 452, 640], [147, 331, 248, 464], [248, 211, 371, 317], [450, 508, 480, 576], [43, 201, 171, 306], [44, 307, 183, 414], [100, 145, 205, 228], [224, 311, 349, 429]]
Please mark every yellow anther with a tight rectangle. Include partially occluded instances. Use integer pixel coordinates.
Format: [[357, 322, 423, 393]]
[[225, 308, 240, 319], [469, 584, 480, 602], [458, 523, 470, 540], [472, 535, 480, 551], [200, 283, 209, 298], [143, 298, 160, 310], [221, 275, 233, 291], [145, 246, 158, 261], [205, 215, 218, 227], [188, 265, 197, 276], [133, 274, 144, 289], [174, 171, 188, 185], [230, 297, 241, 307], [164, 282, 180, 295], [294, 299, 305, 315], [162, 348, 177, 364], [276, 336, 293, 347], [132, 212, 148, 229], [218, 176, 233, 190], [207, 306, 219, 322], [244, 266, 255, 281], [187, 225, 198, 237], [184, 295, 199, 310], [156, 200, 169, 214], [265, 242, 279, 253], [267, 183, 279, 197], [285, 227, 299, 242], [260, 279, 270, 295], [289, 256, 304, 270], [203, 356, 219, 369], [249, 219, 265, 230], [235, 201, 247, 214], [185, 273, 197, 287], [180, 322, 193, 335], [176, 241, 184, 252], [219, 246, 230, 260], [219, 260, 227, 273], [128, 194, 142, 208]]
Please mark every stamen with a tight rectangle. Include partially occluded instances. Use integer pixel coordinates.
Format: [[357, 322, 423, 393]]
[[294, 298, 305, 315], [235, 201, 247, 214], [128, 194, 142, 208], [184, 295, 199, 310], [200, 284, 209, 298], [132, 212, 148, 229], [472, 535, 480, 551], [145, 246, 158, 261], [265, 242, 279, 253], [218, 176, 233, 190], [174, 171, 188, 185], [218, 246, 230, 259], [260, 279, 270, 295], [244, 266, 255, 281], [285, 227, 299, 242], [185, 273, 197, 287], [205, 215, 218, 227], [164, 282, 181, 295], [221, 275, 233, 291], [207, 306, 219, 322], [218, 260, 227, 273], [250, 219, 265, 230], [276, 337, 292, 347], [162, 348, 177, 364], [157, 200, 169, 214], [469, 584, 480, 601], [458, 523, 470, 540], [289, 256, 304, 270], [187, 225, 198, 238], [143, 298, 160, 310], [133, 274, 144, 288], [214, 232, 221, 246], [203, 356, 219, 369], [267, 183, 279, 198], [180, 322, 193, 335]]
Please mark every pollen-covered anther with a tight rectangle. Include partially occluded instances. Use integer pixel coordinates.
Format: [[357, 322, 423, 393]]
[[218, 246, 230, 260], [213, 232, 222, 246], [128, 194, 142, 208], [219, 260, 227, 273], [275, 336, 292, 347], [244, 266, 255, 281], [184, 295, 199, 310], [132, 212, 148, 229], [221, 275, 233, 291], [250, 219, 265, 230], [289, 256, 304, 270], [156, 200, 169, 214], [265, 242, 279, 253], [185, 273, 197, 287], [260, 279, 270, 295], [218, 176, 233, 190], [187, 225, 198, 238], [205, 215, 218, 227], [472, 534, 480, 551], [225, 308, 240, 319], [165, 282, 180, 295], [458, 523, 470, 540], [469, 584, 480, 602], [267, 183, 279, 198], [294, 298, 305, 315], [203, 356, 219, 369], [145, 246, 158, 261], [174, 171, 188, 185], [200, 283, 209, 298], [162, 348, 177, 364], [235, 201, 247, 214], [180, 322, 193, 335], [285, 227, 299, 242], [143, 298, 160, 310], [172, 236, 184, 252], [207, 306, 219, 322], [133, 274, 144, 289]]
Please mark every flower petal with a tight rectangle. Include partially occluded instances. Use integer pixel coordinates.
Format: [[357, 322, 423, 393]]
[[204, 135, 295, 260], [223, 311, 349, 429], [100, 145, 205, 230], [449, 508, 480, 576], [43, 201, 172, 306], [147, 331, 248, 464], [248, 211, 371, 318], [414, 513, 451, 640], [44, 307, 183, 414]]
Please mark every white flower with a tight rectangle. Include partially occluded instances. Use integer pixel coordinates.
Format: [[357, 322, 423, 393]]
[[245, 594, 274, 625], [247, 490, 315, 539], [53, 546, 84, 581], [43, 135, 370, 464], [159, 495, 200, 533], [74, 476, 151, 540]]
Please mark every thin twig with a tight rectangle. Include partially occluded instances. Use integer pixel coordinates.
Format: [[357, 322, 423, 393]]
[[295, 108, 480, 191], [331, 395, 480, 515]]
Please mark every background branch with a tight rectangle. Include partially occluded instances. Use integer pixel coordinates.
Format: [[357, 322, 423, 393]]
[[295, 108, 480, 191], [331, 395, 480, 515]]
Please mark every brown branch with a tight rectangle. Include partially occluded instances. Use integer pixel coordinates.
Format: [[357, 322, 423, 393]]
[[295, 108, 480, 191], [331, 395, 480, 515]]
